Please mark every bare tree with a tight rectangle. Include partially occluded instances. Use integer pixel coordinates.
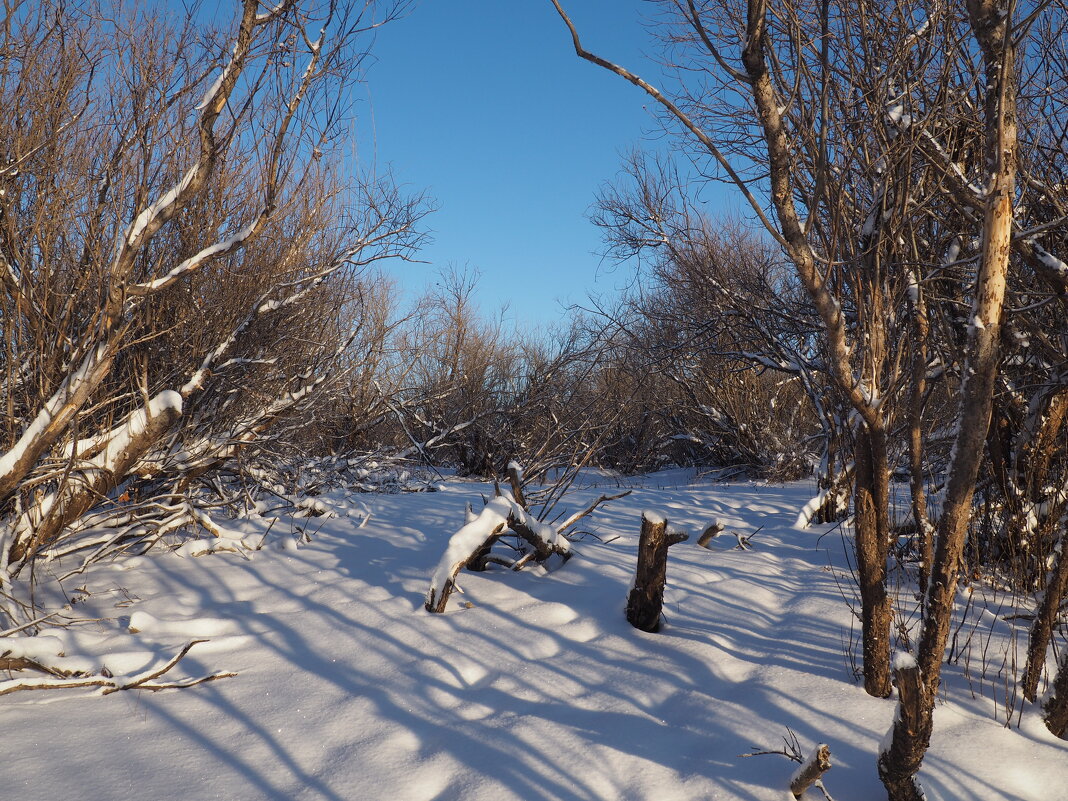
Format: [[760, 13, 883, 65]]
[[0, 0, 424, 625], [879, 0, 1018, 792], [547, 0, 940, 698], [592, 162, 827, 480], [549, 0, 1068, 790]]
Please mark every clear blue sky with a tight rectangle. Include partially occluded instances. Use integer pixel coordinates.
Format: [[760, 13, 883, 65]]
[[355, 0, 732, 328]]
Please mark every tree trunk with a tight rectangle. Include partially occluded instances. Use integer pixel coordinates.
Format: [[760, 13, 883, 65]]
[[626, 511, 688, 633], [854, 426, 893, 697], [1044, 645, 1068, 739], [878, 659, 929, 801], [1022, 529, 1068, 701], [880, 1, 1016, 796], [907, 272, 933, 597]]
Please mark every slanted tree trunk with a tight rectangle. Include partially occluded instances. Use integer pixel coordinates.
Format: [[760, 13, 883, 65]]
[[626, 511, 688, 632], [879, 1, 1016, 796], [8, 392, 183, 566], [789, 743, 832, 800]]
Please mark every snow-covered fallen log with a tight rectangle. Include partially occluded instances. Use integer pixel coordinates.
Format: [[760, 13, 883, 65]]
[[424, 462, 628, 613], [424, 495, 571, 613], [424, 497, 513, 613]]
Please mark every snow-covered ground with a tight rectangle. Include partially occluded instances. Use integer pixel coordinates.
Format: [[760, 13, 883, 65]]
[[2, 470, 1065, 800]]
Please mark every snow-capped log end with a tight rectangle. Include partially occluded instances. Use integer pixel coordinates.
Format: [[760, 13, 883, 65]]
[[788, 743, 832, 799], [626, 512, 686, 633], [641, 509, 666, 526], [506, 461, 526, 508], [893, 650, 918, 672]]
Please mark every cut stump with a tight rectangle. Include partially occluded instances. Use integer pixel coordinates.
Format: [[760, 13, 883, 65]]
[[789, 743, 831, 799], [626, 511, 688, 632]]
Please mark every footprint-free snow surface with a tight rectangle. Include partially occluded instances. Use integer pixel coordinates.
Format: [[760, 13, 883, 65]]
[[3, 471, 1065, 800]]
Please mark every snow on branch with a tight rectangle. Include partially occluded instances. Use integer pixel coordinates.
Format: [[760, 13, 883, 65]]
[[425, 462, 616, 613], [425, 496, 512, 613], [127, 216, 265, 298], [0, 639, 235, 697]]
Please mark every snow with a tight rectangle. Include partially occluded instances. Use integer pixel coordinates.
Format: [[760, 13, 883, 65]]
[[1, 475, 1064, 800], [124, 165, 198, 246], [642, 509, 666, 525], [127, 611, 235, 638], [1030, 241, 1068, 279], [893, 650, 918, 671], [907, 269, 921, 305], [887, 103, 912, 126]]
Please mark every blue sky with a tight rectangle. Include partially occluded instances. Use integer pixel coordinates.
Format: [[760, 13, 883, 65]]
[[355, 0, 732, 328]]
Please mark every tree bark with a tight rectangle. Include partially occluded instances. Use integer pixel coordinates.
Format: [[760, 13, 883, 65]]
[[1022, 529, 1068, 701], [854, 426, 893, 697], [626, 512, 688, 633], [1044, 645, 1068, 739], [880, 1, 1016, 796]]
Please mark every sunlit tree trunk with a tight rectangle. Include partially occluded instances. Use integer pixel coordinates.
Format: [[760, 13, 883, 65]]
[[879, 0, 1016, 796]]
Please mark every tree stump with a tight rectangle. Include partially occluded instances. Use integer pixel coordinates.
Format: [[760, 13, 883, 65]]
[[877, 655, 929, 801], [697, 520, 723, 548], [626, 511, 688, 632], [789, 743, 831, 799]]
